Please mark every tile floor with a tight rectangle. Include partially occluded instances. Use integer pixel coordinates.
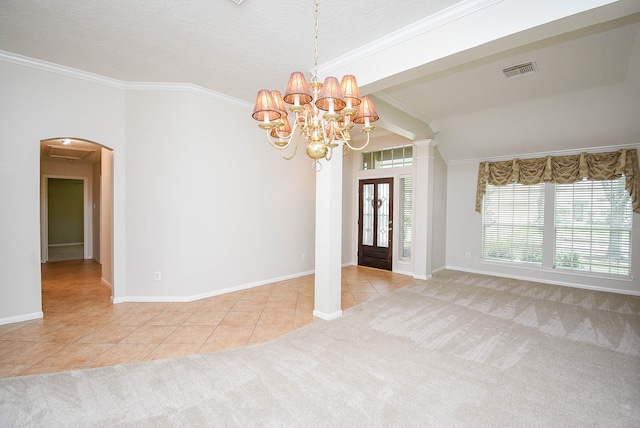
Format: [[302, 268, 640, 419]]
[[0, 260, 413, 378]]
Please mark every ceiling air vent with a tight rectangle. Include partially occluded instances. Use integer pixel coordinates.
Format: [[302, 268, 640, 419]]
[[502, 61, 537, 79], [230, 0, 244, 4]]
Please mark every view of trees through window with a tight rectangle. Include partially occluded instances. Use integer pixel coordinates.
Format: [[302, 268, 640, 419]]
[[482, 183, 545, 264], [482, 177, 632, 276], [555, 178, 632, 275]]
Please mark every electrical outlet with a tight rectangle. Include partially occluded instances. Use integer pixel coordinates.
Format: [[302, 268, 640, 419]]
[[465, 252, 471, 259], [155, 271, 162, 281], [302, 253, 306, 261]]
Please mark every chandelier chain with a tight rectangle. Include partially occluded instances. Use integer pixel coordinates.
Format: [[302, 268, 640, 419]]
[[251, 0, 379, 171], [313, 0, 319, 77]]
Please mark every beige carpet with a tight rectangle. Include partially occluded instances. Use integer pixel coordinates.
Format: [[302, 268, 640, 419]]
[[1, 270, 639, 427]]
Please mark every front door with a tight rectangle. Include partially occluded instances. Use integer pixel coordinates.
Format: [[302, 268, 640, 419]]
[[358, 178, 393, 270]]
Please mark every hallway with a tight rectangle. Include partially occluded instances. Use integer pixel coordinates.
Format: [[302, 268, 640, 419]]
[[0, 260, 413, 378]]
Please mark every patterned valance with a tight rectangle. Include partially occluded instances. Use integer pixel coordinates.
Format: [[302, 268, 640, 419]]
[[475, 148, 640, 214]]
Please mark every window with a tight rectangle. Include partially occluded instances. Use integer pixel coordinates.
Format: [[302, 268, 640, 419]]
[[555, 178, 632, 275], [362, 145, 413, 170], [399, 175, 413, 260], [481, 177, 633, 276], [482, 183, 544, 264]]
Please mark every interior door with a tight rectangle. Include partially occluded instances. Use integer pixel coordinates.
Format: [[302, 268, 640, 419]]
[[358, 178, 393, 270]]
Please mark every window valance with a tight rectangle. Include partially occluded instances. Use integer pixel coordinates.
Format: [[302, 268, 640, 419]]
[[475, 148, 640, 214]]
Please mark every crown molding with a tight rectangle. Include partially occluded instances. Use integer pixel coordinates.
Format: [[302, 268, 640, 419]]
[[0, 50, 124, 89], [317, 0, 503, 77], [447, 143, 640, 166], [373, 91, 433, 125], [0, 50, 252, 110], [413, 139, 436, 147], [124, 82, 252, 109]]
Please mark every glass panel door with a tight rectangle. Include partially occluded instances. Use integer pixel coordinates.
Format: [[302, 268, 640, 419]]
[[377, 182, 390, 248], [358, 178, 394, 271]]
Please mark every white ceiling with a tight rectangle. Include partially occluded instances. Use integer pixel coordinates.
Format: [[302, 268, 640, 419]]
[[2, 0, 640, 163], [40, 138, 101, 166]]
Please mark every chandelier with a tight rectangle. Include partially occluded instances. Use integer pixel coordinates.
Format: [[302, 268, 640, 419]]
[[251, 0, 379, 171]]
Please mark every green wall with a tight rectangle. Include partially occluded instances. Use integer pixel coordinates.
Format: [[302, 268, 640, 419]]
[[48, 178, 84, 244]]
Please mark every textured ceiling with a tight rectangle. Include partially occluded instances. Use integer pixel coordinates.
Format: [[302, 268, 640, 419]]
[[2, 0, 640, 162], [0, 0, 461, 102]]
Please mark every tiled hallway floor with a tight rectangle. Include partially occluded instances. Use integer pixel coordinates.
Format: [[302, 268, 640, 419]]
[[0, 260, 413, 378]]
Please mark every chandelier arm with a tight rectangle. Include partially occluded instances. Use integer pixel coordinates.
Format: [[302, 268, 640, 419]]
[[332, 118, 351, 133], [265, 131, 292, 151], [343, 130, 372, 152], [325, 144, 333, 161], [323, 121, 336, 147], [280, 132, 303, 160], [265, 116, 303, 151], [251, 0, 377, 172]]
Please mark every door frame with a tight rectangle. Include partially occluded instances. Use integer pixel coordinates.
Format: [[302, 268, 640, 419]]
[[40, 175, 92, 263], [357, 177, 394, 270]]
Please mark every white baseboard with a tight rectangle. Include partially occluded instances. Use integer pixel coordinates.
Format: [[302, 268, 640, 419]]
[[101, 277, 112, 289], [445, 265, 640, 297], [431, 266, 447, 274], [393, 268, 414, 277], [0, 311, 43, 326], [114, 269, 316, 304]]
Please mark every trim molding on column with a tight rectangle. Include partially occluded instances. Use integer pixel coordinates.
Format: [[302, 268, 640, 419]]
[[313, 309, 343, 321], [414, 139, 437, 153]]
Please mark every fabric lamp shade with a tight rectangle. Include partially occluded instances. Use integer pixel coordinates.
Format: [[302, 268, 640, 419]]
[[271, 90, 288, 117], [252, 90, 282, 122], [315, 77, 346, 112], [283, 72, 313, 105], [340, 75, 362, 107], [352, 96, 379, 124], [271, 115, 292, 138]]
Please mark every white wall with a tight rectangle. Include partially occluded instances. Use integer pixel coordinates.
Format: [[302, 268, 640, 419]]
[[122, 90, 316, 301], [343, 134, 422, 276], [0, 58, 317, 323], [445, 158, 640, 295], [0, 60, 126, 324]]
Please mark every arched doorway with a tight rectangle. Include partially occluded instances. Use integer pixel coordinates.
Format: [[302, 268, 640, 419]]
[[40, 137, 114, 300]]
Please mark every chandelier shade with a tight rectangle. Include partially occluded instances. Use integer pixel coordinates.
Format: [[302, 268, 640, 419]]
[[340, 75, 362, 109], [270, 114, 292, 139], [352, 96, 379, 127], [283, 72, 313, 106], [271, 90, 288, 117], [252, 90, 281, 123], [315, 76, 346, 113], [251, 0, 379, 170]]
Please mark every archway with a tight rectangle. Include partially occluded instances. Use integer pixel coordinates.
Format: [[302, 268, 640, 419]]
[[40, 137, 114, 299]]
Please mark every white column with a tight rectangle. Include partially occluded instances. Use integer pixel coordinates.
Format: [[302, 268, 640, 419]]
[[313, 143, 343, 320], [413, 140, 435, 280]]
